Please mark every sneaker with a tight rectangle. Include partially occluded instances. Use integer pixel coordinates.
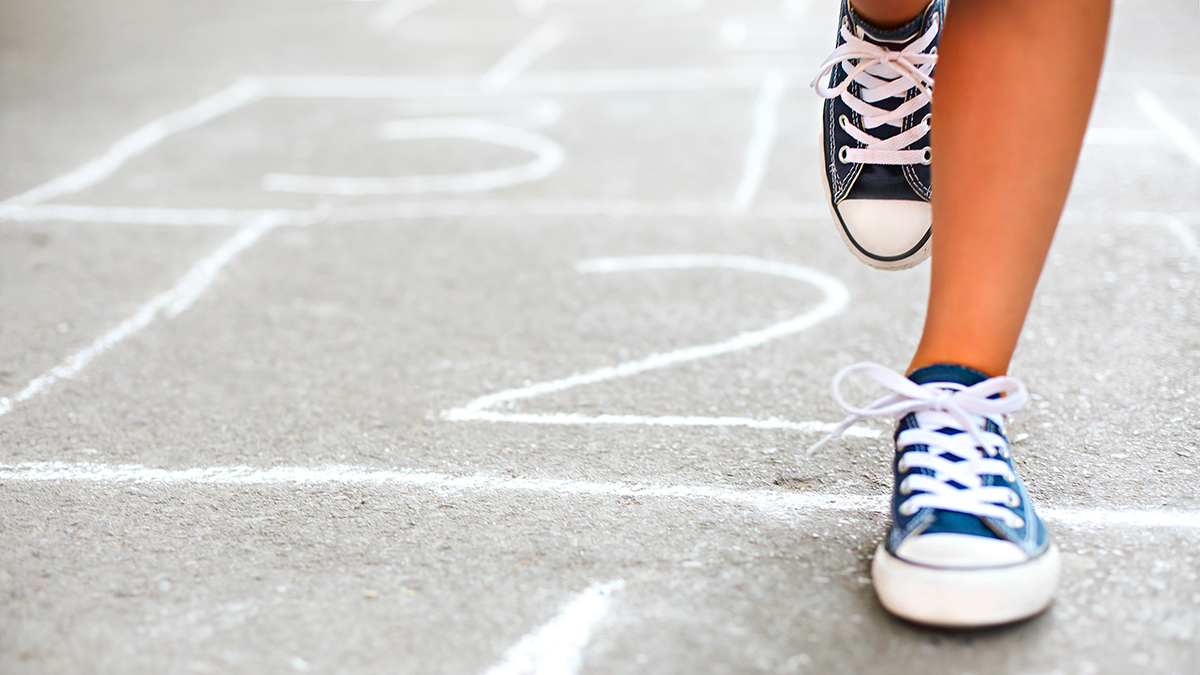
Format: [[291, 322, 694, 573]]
[[811, 362, 1061, 627], [811, 0, 941, 270]]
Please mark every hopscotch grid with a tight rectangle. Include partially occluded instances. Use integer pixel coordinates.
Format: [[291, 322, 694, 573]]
[[1, 68, 1196, 454], [3, 10, 1198, 672], [0, 67, 841, 428]]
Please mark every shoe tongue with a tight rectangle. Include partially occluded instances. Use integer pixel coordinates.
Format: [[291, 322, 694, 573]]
[[908, 363, 989, 387], [922, 511, 1002, 540]]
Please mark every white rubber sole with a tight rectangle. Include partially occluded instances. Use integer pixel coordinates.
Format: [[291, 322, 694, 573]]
[[872, 542, 1062, 628], [817, 131, 931, 271]]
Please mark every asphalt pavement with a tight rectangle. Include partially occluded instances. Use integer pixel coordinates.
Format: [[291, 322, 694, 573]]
[[2, 0, 1200, 673]]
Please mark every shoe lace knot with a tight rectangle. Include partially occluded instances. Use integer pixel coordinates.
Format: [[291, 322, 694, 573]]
[[810, 17, 939, 166], [808, 362, 1030, 527]]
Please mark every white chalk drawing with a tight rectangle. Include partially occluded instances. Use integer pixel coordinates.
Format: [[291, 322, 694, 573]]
[[0, 215, 284, 419], [444, 254, 874, 437], [484, 22, 570, 90], [0, 69, 826, 421], [1138, 89, 1200, 167], [731, 70, 786, 213], [262, 117, 565, 195], [482, 581, 623, 675], [4, 460, 1200, 529]]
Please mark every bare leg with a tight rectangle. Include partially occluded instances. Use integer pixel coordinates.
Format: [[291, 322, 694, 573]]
[[849, 0, 929, 28], [909, 0, 1110, 377]]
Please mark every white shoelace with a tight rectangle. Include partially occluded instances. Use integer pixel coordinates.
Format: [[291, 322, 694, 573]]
[[810, 17, 938, 166], [809, 362, 1029, 527]]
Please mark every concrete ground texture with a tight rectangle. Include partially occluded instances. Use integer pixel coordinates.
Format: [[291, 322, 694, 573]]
[[2, 0, 1199, 673]]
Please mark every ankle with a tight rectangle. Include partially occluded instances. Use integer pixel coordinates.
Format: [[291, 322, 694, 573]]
[[849, 0, 930, 29], [907, 355, 1008, 380]]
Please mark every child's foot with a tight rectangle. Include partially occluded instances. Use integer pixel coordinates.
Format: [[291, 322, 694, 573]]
[[811, 0, 941, 270], [813, 362, 1061, 627]]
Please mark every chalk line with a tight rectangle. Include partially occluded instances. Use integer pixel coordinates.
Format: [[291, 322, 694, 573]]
[[452, 411, 864, 436], [7, 200, 1189, 231], [732, 70, 786, 214], [2, 461, 1198, 530], [371, 0, 441, 32], [507, 67, 768, 95], [482, 580, 622, 675], [0, 204, 307, 227], [484, 23, 569, 90], [0, 79, 263, 212], [262, 118, 564, 195], [1137, 90, 1200, 166], [324, 199, 781, 223], [0, 461, 893, 520], [0, 200, 833, 226], [257, 68, 773, 100], [444, 254, 865, 436], [0, 215, 281, 419]]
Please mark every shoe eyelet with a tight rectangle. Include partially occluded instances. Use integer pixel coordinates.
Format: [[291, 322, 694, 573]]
[[838, 114, 850, 130], [1005, 492, 1021, 508], [921, 113, 932, 128], [899, 477, 913, 495], [920, 147, 931, 165], [1008, 516, 1026, 529], [930, 46, 938, 55], [897, 456, 910, 472], [898, 502, 918, 516], [838, 146, 850, 163]]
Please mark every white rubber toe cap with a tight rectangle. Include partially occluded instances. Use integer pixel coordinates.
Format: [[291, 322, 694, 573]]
[[895, 533, 1029, 569], [873, 542, 1061, 627], [837, 199, 931, 259]]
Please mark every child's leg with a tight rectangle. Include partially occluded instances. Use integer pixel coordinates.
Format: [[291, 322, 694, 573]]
[[810, 0, 1111, 628], [911, 0, 1111, 377]]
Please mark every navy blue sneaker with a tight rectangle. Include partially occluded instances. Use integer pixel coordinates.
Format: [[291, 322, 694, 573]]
[[811, 0, 941, 270], [811, 362, 1060, 627]]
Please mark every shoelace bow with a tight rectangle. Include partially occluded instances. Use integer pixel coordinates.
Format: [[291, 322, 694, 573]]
[[810, 17, 938, 166], [809, 362, 1030, 527]]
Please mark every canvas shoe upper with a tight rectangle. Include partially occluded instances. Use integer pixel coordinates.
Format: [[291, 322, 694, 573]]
[[810, 362, 1060, 627], [812, 0, 941, 270]]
